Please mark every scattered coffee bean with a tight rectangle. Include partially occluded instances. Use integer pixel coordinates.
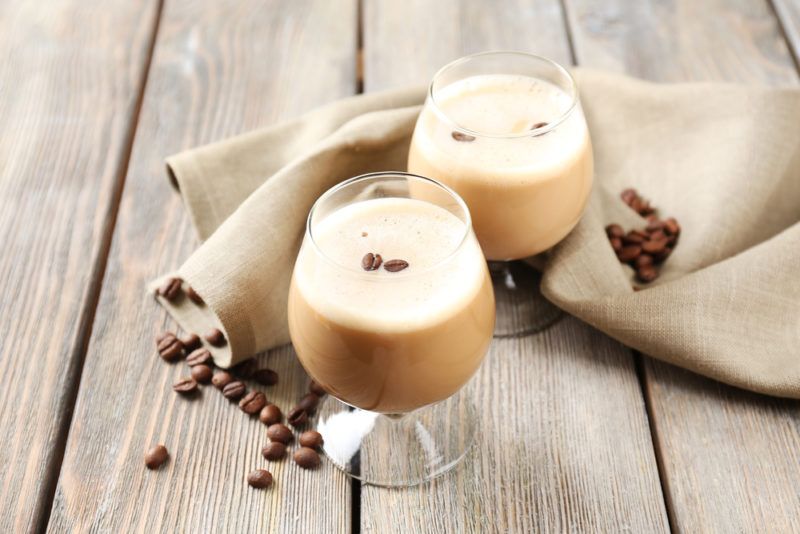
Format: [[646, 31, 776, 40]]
[[231, 359, 257, 378], [266, 424, 293, 444], [252, 368, 279, 386], [247, 469, 273, 489], [156, 332, 183, 362], [186, 348, 213, 367], [262, 441, 287, 461], [185, 285, 204, 305], [451, 131, 475, 142], [157, 277, 183, 301], [617, 245, 641, 263], [297, 393, 320, 414], [664, 217, 680, 236], [361, 231, 368, 237], [308, 380, 327, 397], [293, 447, 321, 469], [212, 371, 233, 390], [530, 121, 549, 130], [641, 237, 668, 255], [605, 224, 625, 239], [173, 377, 198, 395], [623, 232, 645, 245], [635, 254, 654, 269], [384, 259, 409, 273], [361, 252, 383, 271], [609, 237, 623, 253], [145, 444, 169, 469], [179, 332, 201, 352], [299, 430, 324, 449], [259, 404, 283, 426], [239, 391, 267, 415], [204, 328, 226, 347], [637, 265, 659, 283], [287, 406, 308, 427], [191, 364, 213, 384], [222, 380, 246, 400]]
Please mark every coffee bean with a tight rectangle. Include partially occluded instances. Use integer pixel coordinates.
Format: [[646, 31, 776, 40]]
[[145, 444, 169, 469], [451, 131, 476, 142], [309, 380, 327, 397], [252, 368, 279, 386], [361, 252, 383, 271], [185, 285, 204, 305], [239, 391, 267, 415], [637, 265, 659, 283], [247, 469, 273, 489], [179, 333, 201, 352], [664, 217, 680, 236], [530, 121, 549, 130], [297, 393, 320, 413], [299, 430, 324, 449], [259, 404, 283, 426], [267, 424, 293, 444], [262, 441, 287, 461], [641, 238, 668, 255], [173, 377, 198, 394], [231, 359, 257, 378], [605, 224, 625, 239], [156, 332, 183, 362], [384, 259, 409, 272], [212, 371, 233, 390], [293, 447, 321, 469], [186, 348, 213, 367], [646, 219, 665, 232], [287, 406, 308, 427], [204, 328, 226, 347], [635, 254, 654, 269], [191, 364, 213, 384], [609, 237, 623, 253], [620, 188, 638, 205], [656, 246, 673, 262], [623, 232, 646, 245], [617, 245, 641, 263], [222, 381, 246, 400], [157, 277, 183, 301]]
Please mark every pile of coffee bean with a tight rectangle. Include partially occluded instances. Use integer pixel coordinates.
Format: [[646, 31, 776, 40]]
[[606, 188, 681, 284]]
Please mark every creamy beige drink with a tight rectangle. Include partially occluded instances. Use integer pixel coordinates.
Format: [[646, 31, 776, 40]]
[[408, 73, 593, 260], [288, 196, 494, 413]]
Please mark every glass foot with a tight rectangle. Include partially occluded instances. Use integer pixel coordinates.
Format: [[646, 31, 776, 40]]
[[315, 391, 476, 487], [489, 260, 564, 338]]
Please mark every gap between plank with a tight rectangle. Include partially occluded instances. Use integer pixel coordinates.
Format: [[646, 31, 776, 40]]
[[36, 1, 167, 531]]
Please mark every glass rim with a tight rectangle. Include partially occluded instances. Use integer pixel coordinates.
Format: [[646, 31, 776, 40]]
[[305, 172, 474, 278], [428, 50, 580, 139]]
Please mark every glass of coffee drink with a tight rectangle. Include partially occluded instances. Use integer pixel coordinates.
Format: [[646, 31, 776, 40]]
[[288, 172, 495, 486]]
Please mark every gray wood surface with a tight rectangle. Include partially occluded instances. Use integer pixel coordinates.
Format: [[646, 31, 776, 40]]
[[360, 2, 670, 531], [0, 1, 161, 531], [565, 0, 800, 530], [46, 1, 357, 532]]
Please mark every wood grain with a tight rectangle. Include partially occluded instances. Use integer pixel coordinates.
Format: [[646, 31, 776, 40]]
[[0, 1, 161, 531], [361, 2, 669, 531], [46, 1, 357, 532], [564, 0, 800, 530]]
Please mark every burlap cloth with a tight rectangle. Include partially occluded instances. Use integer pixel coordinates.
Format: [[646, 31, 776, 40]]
[[150, 69, 800, 398]]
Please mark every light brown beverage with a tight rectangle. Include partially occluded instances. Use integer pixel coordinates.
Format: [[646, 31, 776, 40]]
[[288, 196, 495, 413], [408, 73, 593, 260]]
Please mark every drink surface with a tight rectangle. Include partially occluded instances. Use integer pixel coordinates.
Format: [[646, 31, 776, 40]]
[[408, 74, 593, 260], [288, 197, 495, 413]]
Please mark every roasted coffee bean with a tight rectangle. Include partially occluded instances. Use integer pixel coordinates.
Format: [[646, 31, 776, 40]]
[[361, 252, 383, 271], [259, 404, 283, 426], [637, 265, 659, 283], [179, 332, 201, 352], [530, 121, 549, 130], [293, 447, 321, 469], [309, 380, 327, 397], [231, 358, 257, 378], [212, 371, 233, 390], [173, 377, 198, 394], [620, 188, 638, 205], [384, 259, 409, 273], [609, 237, 623, 253], [185, 285, 204, 305], [646, 219, 665, 232], [191, 364, 213, 384], [297, 393, 320, 413], [605, 224, 625, 239], [641, 238, 668, 255], [635, 254, 654, 269], [655, 246, 673, 262], [647, 229, 666, 241], [247, 469, 273, 489], [156, 332, 183, 362], [664, 217, 680, 236], [287, 406, 308, 427], [204, 328, 226, 347], [186, 348, 213, 367], [299, 430, 324, 449], [617, 245, 641, 263], [451, 131, 475, 142], [239, 391, 267, 415], [262, 441, 287, 461], [267, 424, 293, 444], [222, 381, 246, 400], [622, 232, 646, 245], [145, 444, 169, 469], [157, 277, 183, 301], [252, 368, 279, 386]]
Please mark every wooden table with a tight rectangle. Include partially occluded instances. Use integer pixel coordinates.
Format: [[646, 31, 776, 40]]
[[3, 0, 800, 532]]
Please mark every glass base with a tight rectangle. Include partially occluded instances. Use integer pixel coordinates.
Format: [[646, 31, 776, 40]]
[[315, 391, 476, 487], [489, 260, 564, 338]]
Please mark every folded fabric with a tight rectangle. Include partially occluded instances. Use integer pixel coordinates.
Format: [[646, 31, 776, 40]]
[[151, 70, 800, 399]]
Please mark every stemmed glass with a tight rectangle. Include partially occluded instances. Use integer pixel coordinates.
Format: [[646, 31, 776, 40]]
[[288, 172, 495, 487]]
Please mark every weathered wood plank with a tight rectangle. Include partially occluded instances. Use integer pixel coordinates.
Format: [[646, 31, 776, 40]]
[[564, 0, 800, 530], [0, 1, 161, 531], [361, 2, 669, 531], [47, 1, 357, 532]]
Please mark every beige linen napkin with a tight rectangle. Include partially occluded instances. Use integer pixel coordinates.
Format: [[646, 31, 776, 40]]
[[152, 70, 800, 399]]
